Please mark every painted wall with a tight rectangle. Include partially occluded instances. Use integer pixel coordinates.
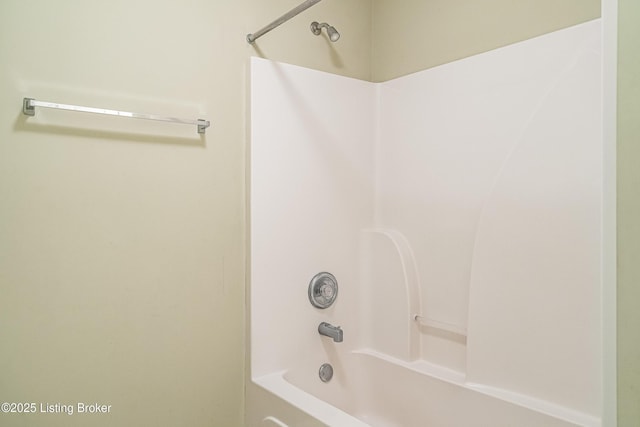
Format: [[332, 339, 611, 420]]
[[247, 0, 372, 81], [0, 1, 371, 426], [617, 0, 640, 425], [371, 0, 601, 82]]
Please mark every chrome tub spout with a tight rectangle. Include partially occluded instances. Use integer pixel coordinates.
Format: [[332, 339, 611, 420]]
[[318, 322, 343, 343]]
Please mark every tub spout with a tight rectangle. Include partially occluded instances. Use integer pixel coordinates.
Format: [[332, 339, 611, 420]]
[[318, 322, 343, 343]]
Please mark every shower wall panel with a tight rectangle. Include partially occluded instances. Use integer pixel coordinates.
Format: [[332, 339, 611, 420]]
[[377, 19, 602, 414], [250, 58, 376, 378]]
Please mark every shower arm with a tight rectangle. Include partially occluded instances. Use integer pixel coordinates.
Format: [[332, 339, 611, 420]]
[[247, 0, 322, 43]]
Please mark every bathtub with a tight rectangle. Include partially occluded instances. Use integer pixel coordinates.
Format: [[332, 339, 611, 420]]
[[253, 349, 597, 427]]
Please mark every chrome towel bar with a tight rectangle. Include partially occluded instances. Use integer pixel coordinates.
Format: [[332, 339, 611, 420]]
[[22, 98, 210, 134]]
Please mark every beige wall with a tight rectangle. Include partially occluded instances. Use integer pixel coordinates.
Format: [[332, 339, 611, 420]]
[[248, 0, 372, 81], [371, 0, 601, 82], [0, 1, 370, 426], [617, 0, 640, 424]]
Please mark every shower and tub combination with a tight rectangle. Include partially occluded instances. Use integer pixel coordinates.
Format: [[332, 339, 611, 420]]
[[249, 2, 607, 426]]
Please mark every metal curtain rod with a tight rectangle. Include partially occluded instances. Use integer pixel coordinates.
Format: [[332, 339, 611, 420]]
[[247, 0, 322, 43], [22, 98, 210, 134]]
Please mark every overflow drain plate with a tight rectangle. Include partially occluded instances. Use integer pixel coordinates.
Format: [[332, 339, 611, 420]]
[[319, 363, 334, 382]]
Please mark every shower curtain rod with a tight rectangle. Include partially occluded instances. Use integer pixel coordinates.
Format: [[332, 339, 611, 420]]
[[247, 0, 322, 43]]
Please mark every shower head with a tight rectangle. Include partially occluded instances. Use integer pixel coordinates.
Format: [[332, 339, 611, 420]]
[[311, 21, 340, 42], [326, 25, 340, 42]]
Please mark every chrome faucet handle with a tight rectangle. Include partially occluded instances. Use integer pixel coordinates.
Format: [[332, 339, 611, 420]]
[[309, 272, 338, 309]]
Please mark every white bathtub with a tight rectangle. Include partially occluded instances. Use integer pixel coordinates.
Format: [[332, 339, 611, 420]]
[[254, 349, 598, 427]]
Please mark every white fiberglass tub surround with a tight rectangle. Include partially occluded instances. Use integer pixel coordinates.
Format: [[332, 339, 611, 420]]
[[250, 19, 603, 427]]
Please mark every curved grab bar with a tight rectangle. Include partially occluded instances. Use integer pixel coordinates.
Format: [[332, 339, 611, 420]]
[[262, 416, 289, 427], [413, 314, 467, 337]]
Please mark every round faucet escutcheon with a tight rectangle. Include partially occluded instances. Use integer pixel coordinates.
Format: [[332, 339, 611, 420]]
[[308, 272, 338, 309]]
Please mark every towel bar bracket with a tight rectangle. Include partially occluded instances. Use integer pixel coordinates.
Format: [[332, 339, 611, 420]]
[[23, 97, 35, 116], [196, 120, 208, 134]]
